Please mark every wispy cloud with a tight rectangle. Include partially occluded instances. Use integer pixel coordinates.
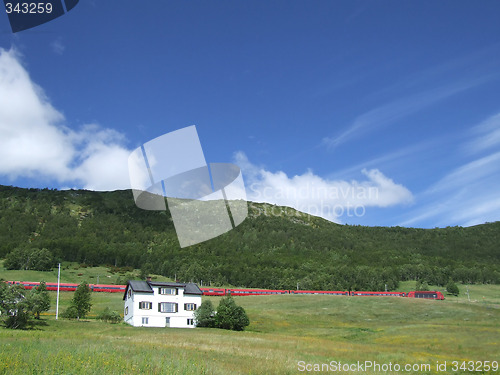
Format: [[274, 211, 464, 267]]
[[326, 138, 441, 181], [50, 38, 65, 55], [323, 46, 500, 150], [464, 113, 500, 154], [323, 77, 495, 150], [400, 114, 500, 227], [0, 48, 131, 190], [400, 188, 500, 228], [234, 151, 413, 223], [428, 151, 500, 194]]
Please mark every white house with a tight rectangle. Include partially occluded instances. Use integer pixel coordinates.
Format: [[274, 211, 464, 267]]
[[123, 278, 202, 328]]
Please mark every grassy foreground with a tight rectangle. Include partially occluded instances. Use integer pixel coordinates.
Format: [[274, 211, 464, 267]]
[[0, 285, 499, 375]]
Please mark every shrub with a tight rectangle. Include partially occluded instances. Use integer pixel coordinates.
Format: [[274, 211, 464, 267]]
[[446, 279, 459, 296], [61, 305, 79, 319], [97, 307, 122, 323], [416, 280, 429, 291]]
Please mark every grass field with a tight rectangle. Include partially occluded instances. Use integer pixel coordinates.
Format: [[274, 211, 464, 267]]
[[0, 281, 499, 375], [0, 260, 176, 285]]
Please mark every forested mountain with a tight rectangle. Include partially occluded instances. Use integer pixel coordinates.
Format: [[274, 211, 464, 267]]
[[1, 185, 499, 290]]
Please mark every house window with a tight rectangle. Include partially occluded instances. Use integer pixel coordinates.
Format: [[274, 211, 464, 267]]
[[139, 301, 152, 310], [127, 289, 131, 298], [159, 302, 178, 313], [184, 303, 197, 311], [142, 317, 148, 325], [187, 319, 194, 326], [125, 306, 128, 315], [159, 287, 177, 295]]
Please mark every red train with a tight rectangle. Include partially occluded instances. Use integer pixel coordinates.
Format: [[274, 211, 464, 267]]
[[290, 290, 348, 296], [406, 291, 445, 300], [199, 287, 444, 300], [6, 281, 126, 293], [350, 291, 405, 297], [6, 281, 444, 300]]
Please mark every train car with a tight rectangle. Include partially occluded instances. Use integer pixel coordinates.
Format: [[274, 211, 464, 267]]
[[6, 281, 25, 287], [6, 281, 79, 291], [45, 282, 80, 291], [8, 281, 40, 290], [406, 291, 444, 300], [227, 288, 289, 296], [90, 284, 126, 293], [290, 290, 348, 296], [350, 291, 406, 297], [200, 287, 226, 296]]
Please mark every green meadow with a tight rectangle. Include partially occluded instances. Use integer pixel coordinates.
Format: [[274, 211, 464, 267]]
[[0, 260, 174, 285], [0, 283, 498, 374]]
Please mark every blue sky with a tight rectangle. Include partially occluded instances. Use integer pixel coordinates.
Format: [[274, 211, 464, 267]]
[[1, 1, 500, 228]]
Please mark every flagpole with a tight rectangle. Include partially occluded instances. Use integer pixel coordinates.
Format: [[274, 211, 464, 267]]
[[56, 263, 61, 320]]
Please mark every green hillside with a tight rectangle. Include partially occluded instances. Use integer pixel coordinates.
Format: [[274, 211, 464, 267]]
[[0, 185, 499, 290]]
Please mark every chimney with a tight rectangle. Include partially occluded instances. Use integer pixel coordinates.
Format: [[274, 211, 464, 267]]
[[146, 276, 152, 282]]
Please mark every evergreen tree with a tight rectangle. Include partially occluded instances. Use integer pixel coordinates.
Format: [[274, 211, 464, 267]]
[[194, 300, 216, 328], [214, 296, 250, 331], [64, 282, 92, 320], [231, 305, 250, 331]]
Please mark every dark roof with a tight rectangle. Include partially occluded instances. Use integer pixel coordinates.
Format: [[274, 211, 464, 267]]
[[185, 283, 203, 295], [123, 280, 202, 299], [123, 280, 153, 300], [129, 280, 153, 293]]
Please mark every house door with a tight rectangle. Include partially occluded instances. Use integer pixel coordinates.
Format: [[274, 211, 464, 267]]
[[165, 317, 170, 327]]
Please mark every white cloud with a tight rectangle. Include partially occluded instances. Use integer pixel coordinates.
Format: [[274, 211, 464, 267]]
[[0, 48, 131, 191], [234, 151, 413, 222]]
